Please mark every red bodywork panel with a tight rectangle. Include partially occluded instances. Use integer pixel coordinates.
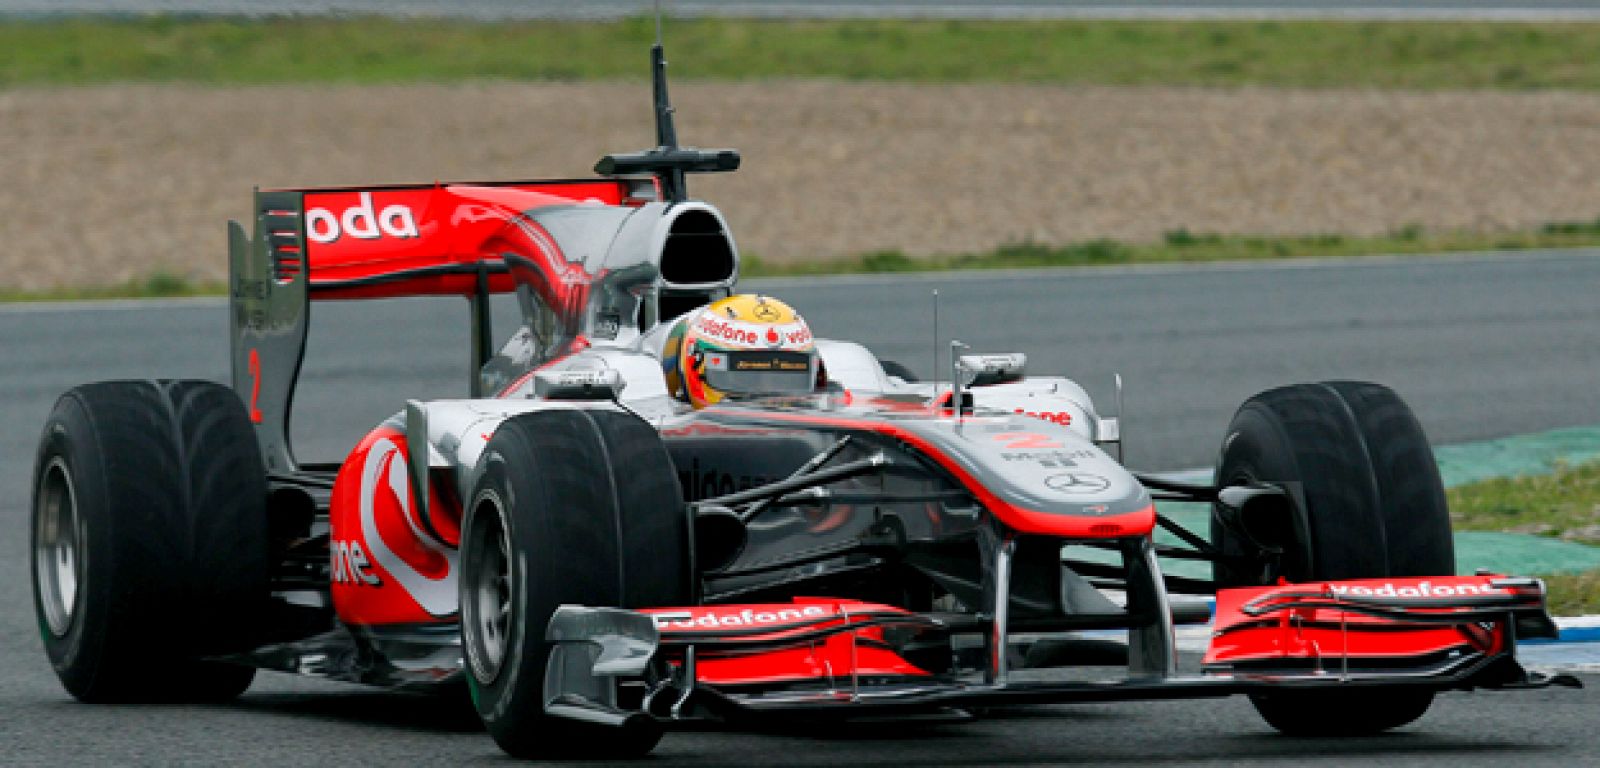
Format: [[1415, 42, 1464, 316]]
[[1203, 575, 1538, 668], [329, 425, 464, 626], [285, 180, 639, 310], [642, 600, 931, 686]]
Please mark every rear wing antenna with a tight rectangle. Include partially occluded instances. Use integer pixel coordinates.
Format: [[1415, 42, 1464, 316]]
[[593, 1, 740, 202]]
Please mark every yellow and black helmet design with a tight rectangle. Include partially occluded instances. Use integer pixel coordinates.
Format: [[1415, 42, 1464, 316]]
[[666, 294, 818, 409]]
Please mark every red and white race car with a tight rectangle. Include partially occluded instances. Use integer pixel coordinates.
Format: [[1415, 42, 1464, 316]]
[[31, 37, 1577, 760]]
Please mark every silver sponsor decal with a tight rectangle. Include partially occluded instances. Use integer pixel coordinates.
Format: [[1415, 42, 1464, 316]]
[[1001, 450, 1095, 467]]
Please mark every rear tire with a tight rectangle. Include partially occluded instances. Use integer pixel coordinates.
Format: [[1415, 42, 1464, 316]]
[[32, 380, 268, 703], [460, 408, 690, 759], [1211, 381, 1452, 736]]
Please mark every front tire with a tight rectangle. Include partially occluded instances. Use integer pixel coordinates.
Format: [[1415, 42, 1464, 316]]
[[1249, 687, 1436, 736], [1212, 381, 1452, 736], [460, 408, 690, 759], [33, 380, 268, 703]]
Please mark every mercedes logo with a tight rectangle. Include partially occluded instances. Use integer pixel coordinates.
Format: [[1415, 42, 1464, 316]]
[[1044, 473, 1111, 494], [752, 303, 781, 322]]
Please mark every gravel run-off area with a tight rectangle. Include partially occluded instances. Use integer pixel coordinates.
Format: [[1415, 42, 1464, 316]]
[[4, 81, 1600, 289]]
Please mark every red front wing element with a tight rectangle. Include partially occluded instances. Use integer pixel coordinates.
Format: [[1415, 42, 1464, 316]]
[[542, 575, 1568, 727], [632, 578, 1550, 693], [1204, 574, 1552, 674], [642, 600, 933, 686]]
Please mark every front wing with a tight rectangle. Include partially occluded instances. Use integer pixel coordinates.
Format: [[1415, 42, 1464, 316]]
[[538, 575, 1578, 729]]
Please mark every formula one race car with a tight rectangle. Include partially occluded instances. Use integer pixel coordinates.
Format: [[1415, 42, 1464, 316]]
[[31, 36, 1576, 760]]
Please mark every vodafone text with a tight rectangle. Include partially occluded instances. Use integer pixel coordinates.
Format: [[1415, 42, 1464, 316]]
[[1328, 581, 1499, 598], [694, 314, 812, 348], [331, 539, 382, 586], [654, 605, 829, 630], [306, 192, 420, 244]]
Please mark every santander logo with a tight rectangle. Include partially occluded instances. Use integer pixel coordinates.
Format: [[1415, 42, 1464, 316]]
[[306, 192, 420, 244]]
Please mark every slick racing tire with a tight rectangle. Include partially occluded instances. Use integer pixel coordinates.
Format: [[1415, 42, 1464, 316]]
[[1211, 381, 1454, 585], [460, 409, 690, 760], [1211, 381, 1452, 736], [33, 380, 269, 703]]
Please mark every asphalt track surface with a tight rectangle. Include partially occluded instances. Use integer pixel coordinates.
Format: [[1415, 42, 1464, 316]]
[[6, 1, 1600, 20], [2, 251, 1599, 765]]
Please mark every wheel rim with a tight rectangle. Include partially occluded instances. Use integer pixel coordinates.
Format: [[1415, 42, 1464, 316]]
[[35, 458, 84, 637], [464, 494, 514, 684]]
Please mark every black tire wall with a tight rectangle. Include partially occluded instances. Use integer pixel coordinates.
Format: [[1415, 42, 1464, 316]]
[[1211, 380, 1453, 736], [461, 408, 689, 759], [1212, 381, 1454, 586], [33, 380, 268, 702]]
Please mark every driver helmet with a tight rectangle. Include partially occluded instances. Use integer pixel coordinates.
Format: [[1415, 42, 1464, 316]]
[[663, 294, 819, 409]]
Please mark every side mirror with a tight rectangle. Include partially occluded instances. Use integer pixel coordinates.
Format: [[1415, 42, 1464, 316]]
[[691, 504, 747, 573], [533, 369, 626, 401], [1215, 483, 1298, 553], [957, 352, 1027, 387]]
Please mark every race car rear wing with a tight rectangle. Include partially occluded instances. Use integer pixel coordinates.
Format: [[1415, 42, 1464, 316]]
[[233, 178, 649, 299], [228, 38, 743, 474], [227, 178, 654, 473], [228, 176, 748, 472]]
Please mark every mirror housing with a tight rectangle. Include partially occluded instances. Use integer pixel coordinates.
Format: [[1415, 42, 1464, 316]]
[[534, 369, 625, 401], [692, 504, 748, 573], [957, 352, 1027, 387]]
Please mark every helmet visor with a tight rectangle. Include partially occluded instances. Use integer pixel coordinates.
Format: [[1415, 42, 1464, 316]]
[[702, 350, 817, 396]]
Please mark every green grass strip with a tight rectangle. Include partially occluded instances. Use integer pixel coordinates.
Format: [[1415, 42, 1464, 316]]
[[1450, 458, 1600, 615], [6, 16, 1600, 88], [1543, 570, 1600, 618], [0, 270, 222, 302], [740, 220, 1600, 277], [7, 222, 1600, 302], [1449, 459, 1600, 546]]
